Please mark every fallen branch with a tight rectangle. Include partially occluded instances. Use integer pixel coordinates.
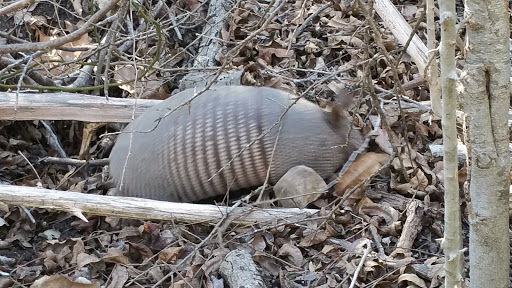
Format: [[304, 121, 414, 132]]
[[219, 249, 265, 288], [374, 0, 428, 72], [0, 91, 158, 122], [0, 184, 320, 225], [429, 142, 467, 163], [40, 157, 109, 167], [0, 0, 35, 17], [179, 0, 239, 90], [0, 90, 432, 123]]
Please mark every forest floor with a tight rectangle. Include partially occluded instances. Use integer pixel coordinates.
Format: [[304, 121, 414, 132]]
[[0, 0, 489, 287]]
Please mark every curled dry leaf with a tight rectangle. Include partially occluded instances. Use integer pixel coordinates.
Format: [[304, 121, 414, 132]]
[[360, 202, 400, 224], [359, 203, 401, 235], [397, 273, 428, 288], [257, 43, 294, 65], [411, 257, 445, 287], [363, 259, 386, 278], [394, 169, 428, 195], [335, 152, 390, 206], [392, 152, 415, 171], [241, 62, 265, 86], [414, 152, 438, 186], [126, 242, 154, 259], [158, 246, 185, 263], [415, 122, 430, 137], [325, 221, 342, 237], [410, 169, 428, 189], [42, 245, 72, 268], [249, 233, 267, 252], [76, 253, 101, 269], [42, 251, 59, 272], [391, 149, 434, 197], [429, 122, 443, 137], [277, 242, 303, 266], [151, 228, 178, 251], [298, 230, 327, 247]]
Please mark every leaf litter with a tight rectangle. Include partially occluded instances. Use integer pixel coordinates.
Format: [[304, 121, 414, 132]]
[[0, 0, 478, 286]]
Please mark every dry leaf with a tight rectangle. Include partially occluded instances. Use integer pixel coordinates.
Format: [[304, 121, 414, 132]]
[[397, 273, 427, 288], [249, 233, 267, 252], [158, 247, 185, 263], [127, 242, 154, 259], [415, 122, 430, 137], [374, 128, 394, 154], [30, 275, 100, 288], [409, 169, 428, 190], [278, 242, 303, 266], [257, 44, 294, 64], [359, 203, 401, 235], [35, 30, 92, 76], [298, 230, 327, 247], [76, 253, 101, 269], [102, 248, 130, 265], [335, 152, 389, 206], [108, 264, 129, 288], [113, 65, 167, 99]]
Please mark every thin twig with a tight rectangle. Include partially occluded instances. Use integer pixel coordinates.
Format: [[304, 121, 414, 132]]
[[0, 0, 122, 53]]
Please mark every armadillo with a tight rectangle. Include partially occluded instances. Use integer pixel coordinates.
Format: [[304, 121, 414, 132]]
[[109, 86, 363, 202]]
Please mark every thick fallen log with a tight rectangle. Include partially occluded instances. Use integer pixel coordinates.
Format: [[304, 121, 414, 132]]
[[0, 184, 319, 225]]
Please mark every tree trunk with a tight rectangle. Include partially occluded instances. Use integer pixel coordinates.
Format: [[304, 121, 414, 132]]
[[463, 0, 511, 287]]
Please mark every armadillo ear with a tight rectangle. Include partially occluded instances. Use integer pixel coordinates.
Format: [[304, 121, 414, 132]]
[[323, 101, 349, 129], [328, 81, 360, 108]]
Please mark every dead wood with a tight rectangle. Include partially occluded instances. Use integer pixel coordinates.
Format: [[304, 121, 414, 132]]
[[0, 184, 320, 225], [219, 249, 265, 288], [374, 0, 428, 72], [0, 91, 158, 123], [0, 92, 450, 123], [179, 0, 238, 90]]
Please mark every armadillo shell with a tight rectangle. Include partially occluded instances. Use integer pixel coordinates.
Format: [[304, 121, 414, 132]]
[[109, 86, 362, 202]]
